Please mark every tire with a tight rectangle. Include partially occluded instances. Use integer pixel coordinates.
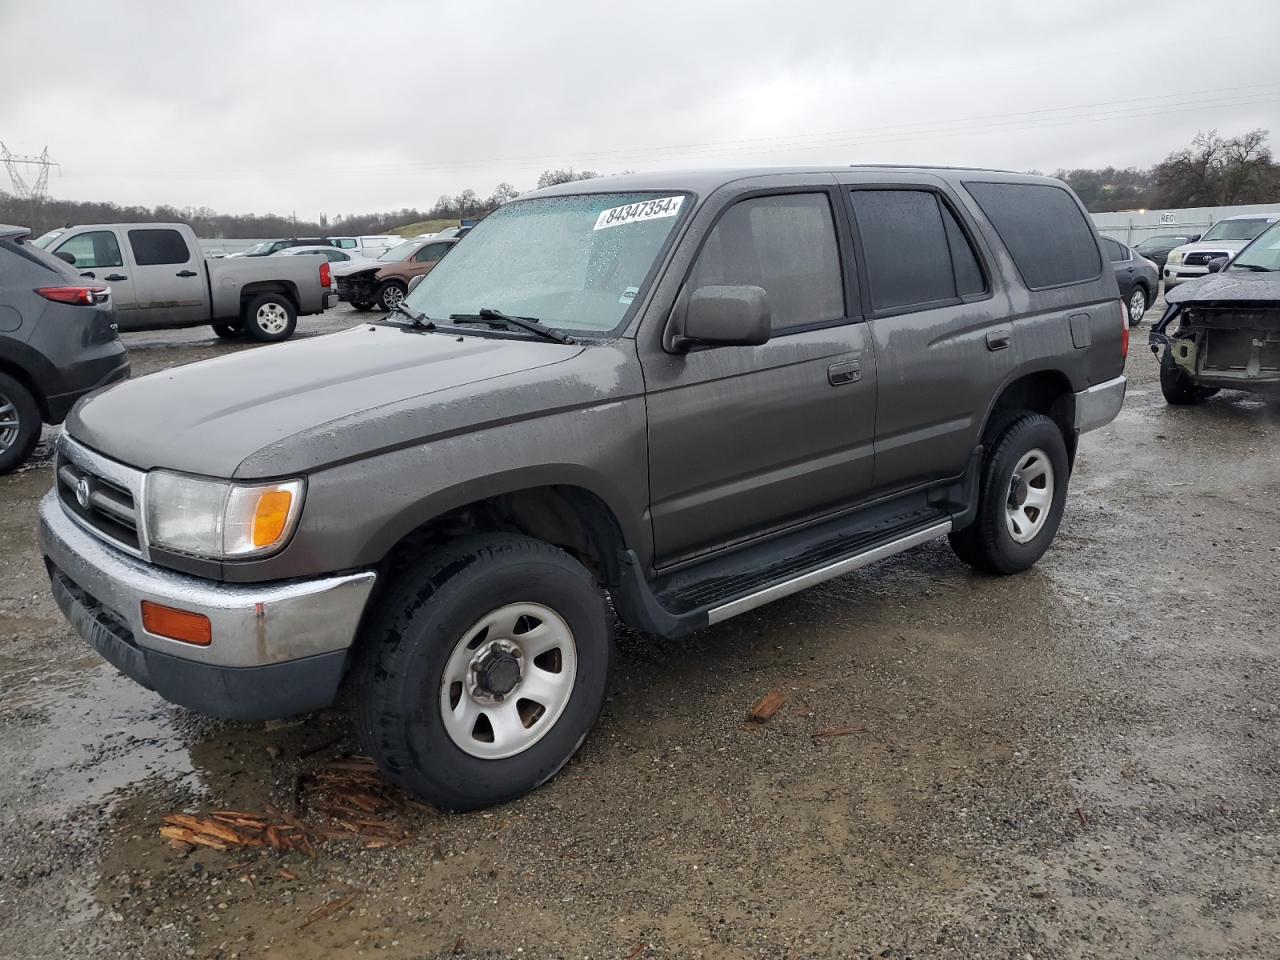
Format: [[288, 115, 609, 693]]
[[211, 323, 243, 340], [0, 373, 42, 476], [241, 293, 297, 343], [376, 280, 407, 313], [1159, 349, 1218, 405], [1127, 285, 1148, 326], [948, 412, 1070, 575], [353, 534, 613, 811], [351, 300, 375, 312]]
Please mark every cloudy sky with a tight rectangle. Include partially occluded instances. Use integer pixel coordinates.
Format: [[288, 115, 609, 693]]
[[2, 0, 1278, 220]]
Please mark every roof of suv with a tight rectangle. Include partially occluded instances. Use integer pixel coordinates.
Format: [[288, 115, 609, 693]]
[[525, 164, 1036, 199], [0, 224, 31, 239]]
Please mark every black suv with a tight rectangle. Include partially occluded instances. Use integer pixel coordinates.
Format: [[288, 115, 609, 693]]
[[0, 225, 129, 474]]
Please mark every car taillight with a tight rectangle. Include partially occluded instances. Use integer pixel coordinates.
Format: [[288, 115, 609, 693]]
[[320, 262, 331, 288], [36, 285, 109, 306], [1119, 299, 1130, 359]]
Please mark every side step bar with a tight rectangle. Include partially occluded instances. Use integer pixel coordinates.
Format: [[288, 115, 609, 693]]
[[613, 517, 954, 639], [705, 520, 951, 624]]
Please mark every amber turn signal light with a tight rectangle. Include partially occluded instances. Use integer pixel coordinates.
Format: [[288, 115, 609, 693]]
[[141, 601, 212, 646]]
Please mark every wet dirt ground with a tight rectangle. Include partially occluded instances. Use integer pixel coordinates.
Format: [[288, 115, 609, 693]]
[[1, 300, 1278, 959]]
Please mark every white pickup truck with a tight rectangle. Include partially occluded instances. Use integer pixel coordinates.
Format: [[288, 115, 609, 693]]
[[32, 222, 335, 341]]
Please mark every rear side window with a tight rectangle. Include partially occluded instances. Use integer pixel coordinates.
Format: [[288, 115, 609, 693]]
[[1102, 237, 1129, 262], [413, 243, 449, 263], [54, 230, 123, 269], [335, 239, 357, 249], [690, 192, 845, 331], [128, 228, 191, 266], [850, 189, 987, 312], [965, 181, 1101, 289]]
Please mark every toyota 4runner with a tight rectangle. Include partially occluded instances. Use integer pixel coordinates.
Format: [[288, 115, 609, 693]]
[[40, 167, 1127, 810]]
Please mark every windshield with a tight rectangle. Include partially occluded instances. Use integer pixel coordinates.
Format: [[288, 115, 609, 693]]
[[404, 192, 690, 335], [1200, 218, 1274, 242], [31, 229, 64, 249], [1226, 220, 1280, 272], [1136, 235, 1189, 250], [378, 241, 419, 262]]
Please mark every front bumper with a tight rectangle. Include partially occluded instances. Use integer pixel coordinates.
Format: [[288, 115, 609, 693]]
[[39, 491, 376, 719], [1074, 375, 1126, 433], [1163, 265, 1207, 288]]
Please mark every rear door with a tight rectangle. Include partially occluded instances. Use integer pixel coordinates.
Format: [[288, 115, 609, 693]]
[[124, 227, 209, 328], [840, 176, 1012, 494], [641, 183, 878, 565], [49, 229, 139, 324]]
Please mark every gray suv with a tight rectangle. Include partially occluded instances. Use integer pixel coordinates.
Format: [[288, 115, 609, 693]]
[[39, 167, 1127, 810]]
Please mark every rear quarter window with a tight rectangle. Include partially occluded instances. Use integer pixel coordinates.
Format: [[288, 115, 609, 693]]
[[964, 181, 1102, 289], [128, 228, 192, 266]]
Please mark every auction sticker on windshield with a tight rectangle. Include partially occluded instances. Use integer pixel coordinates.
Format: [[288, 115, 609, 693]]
[[594, 196, 684, 230]]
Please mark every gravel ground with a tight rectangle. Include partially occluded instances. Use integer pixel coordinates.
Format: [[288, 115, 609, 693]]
[[1, 300, 1278, 959]]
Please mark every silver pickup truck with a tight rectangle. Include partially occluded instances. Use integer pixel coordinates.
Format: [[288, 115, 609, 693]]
[[32, 222, 335, 341]]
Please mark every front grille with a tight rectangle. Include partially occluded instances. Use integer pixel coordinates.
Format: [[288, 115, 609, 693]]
[[1183, 251, 1228, 267], [56, 441, 143, 555]]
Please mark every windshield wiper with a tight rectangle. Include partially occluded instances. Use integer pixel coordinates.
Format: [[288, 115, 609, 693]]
[[1229, 263, 1272, 272], [448, 308, 574, 344], [389, 302, 435, 328]]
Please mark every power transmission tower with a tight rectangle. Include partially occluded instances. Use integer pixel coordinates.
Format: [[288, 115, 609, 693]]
[[0, 143, 60, 200]]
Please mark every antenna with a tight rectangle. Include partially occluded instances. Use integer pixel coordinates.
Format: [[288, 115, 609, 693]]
[[1, 143, 61, 200]]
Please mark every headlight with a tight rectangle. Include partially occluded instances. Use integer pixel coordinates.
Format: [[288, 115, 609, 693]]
[[1168, 250, 1184, 264], [144, 471, 305, 559]]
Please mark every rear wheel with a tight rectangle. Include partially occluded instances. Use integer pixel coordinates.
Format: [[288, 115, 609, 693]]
[[242, 293, 297, 342], [1159, 349, 1218, 405], [1127, 285, 1148, 326], [353, 535, 613, 811], [376, 280, 407, 313], [948, 412, 1070, 575], [211, 323, 243, 340], [0, 373, 42, 476]]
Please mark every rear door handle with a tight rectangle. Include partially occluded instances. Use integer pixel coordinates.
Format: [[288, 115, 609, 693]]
[[986, 330, 1011, 351], [176, 269, 198, 278], [828, 359, 861, 385], [104, 274, 127, 282]]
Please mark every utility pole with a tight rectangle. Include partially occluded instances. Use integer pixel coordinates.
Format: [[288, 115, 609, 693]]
[[0, 143, 60, 200]]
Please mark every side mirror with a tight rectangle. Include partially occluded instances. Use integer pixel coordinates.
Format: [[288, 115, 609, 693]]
[[407, 274, 426, 294], [1206, 257, 1229, 274], [55, 251, 76, 265], [676, 285, 771, 349], [1188, 235, 1201, 242]]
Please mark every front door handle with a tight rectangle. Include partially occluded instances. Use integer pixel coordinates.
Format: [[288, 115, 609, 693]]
[[104, 273, 127, 282], [176, 269, 198, 278], [986, 330, 1011, 351], [828, 359, 861, 385]]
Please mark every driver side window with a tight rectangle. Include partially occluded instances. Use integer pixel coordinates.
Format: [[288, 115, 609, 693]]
[[55, 231, 123, 269], [689, 193, 846, 333]]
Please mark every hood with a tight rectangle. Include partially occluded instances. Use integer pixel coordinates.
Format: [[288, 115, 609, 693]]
[[1165, 271, 1280, 304], [1171, 238, 1256, 256], [331, 258, 386, 278], [68, 324, 584, 478]]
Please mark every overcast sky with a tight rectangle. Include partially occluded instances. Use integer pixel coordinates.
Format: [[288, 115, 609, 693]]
[[2, 0, 1279, 220]]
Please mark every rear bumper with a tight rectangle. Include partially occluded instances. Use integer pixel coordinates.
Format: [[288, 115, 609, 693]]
[[1074, 375, 1126, 433], [39, 491, 376, 720], [44, 347, 130, 423]]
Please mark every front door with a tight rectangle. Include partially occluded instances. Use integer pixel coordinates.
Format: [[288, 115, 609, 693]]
[[51, 229, 139, 325], [640, 188, 878, 565], [123, 227, 208, 328]]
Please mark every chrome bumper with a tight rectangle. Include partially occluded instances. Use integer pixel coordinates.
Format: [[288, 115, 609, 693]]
[[1073, 375, 1126, 434], [39, 491, 376, 669]]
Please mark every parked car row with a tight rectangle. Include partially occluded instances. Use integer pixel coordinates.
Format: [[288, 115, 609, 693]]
[[228, 235, 401, 259]]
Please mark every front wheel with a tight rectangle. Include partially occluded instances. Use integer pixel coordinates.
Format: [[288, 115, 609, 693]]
[[242, 293, 297, 342], [1127, 286, 1148, 326], [353, 535, 613, 811], [1159, 350, 1218, 405], [376, 280, 407, 313], [948, 412, 1070, 575]]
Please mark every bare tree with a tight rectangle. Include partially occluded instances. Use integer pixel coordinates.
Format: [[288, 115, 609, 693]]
[[1154, 129, 1280, 207], [536, 168, 600, 190]]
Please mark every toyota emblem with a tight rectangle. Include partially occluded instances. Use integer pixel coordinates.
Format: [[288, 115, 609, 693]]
[[75, 477, 92, 509]]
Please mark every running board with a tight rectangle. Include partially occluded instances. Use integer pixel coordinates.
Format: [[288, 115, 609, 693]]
[[705, 520, 951, 624], [613, 511, 955, 639]]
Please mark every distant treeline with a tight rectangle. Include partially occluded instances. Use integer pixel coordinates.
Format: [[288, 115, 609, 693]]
[[0, 168, 605, 239]]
